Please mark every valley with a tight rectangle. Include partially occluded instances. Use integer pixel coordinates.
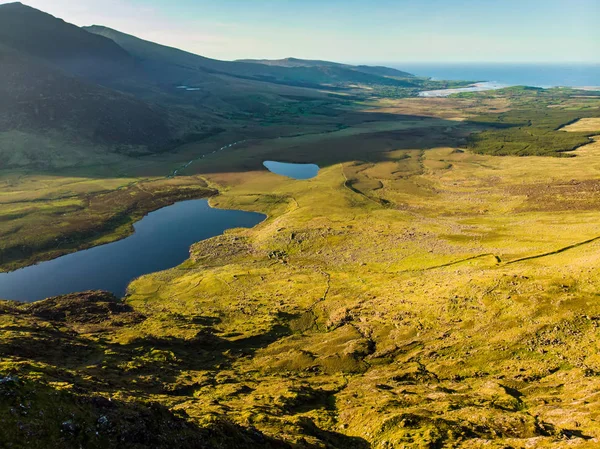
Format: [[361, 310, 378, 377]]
[[1, 2, 600, 449], [2, 84, 600, 448]]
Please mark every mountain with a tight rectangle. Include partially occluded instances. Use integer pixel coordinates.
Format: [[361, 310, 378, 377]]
[[0, 4, 181, 168], [0, 4, 330, 169], [0, 3, 419, 169], [83, 25, 244, 87], [237, 57, 414, 79], [0, 43, 177, 168], [0, 2, 135, 83], [84, 26, 416, 88]]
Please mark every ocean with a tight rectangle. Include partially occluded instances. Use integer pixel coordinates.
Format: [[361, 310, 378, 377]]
[[386, 63, 600, 88]]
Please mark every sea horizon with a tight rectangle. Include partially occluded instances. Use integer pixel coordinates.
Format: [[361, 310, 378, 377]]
[[371, 62, 600, 88]]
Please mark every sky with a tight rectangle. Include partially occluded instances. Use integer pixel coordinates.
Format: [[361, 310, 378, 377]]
[[2, 0, 599, 63]]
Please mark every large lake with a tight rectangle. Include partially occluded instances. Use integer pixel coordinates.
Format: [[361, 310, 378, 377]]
[[264, 161, 319, 179], [0, 200, 265, 302]]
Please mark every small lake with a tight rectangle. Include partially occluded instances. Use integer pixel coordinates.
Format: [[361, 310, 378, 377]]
[[263, 161, 319, 180], [0, 200, 265, 302], [419, 82, 511, 97], [176, 86, 201, 91]]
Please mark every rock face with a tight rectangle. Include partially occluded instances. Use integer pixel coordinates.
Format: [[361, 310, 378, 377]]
[[0, 291, 290, 449], [23, 291, 141, 323], [0, 373, 287, 449]]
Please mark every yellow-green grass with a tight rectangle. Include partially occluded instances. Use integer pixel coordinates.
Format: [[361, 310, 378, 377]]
[[0, 172, 215, 270], [3, 92, 600, 447], [0, 107, 431, 272], [118, 126, 600, 446], [562, 117, 600, 133]]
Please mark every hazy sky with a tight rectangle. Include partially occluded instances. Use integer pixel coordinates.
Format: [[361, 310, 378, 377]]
[[3, 0, 599, 63]]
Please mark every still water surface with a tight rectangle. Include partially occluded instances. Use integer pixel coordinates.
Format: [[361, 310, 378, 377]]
[[263, 161, 319, 179], [0, 200, 265, 302]]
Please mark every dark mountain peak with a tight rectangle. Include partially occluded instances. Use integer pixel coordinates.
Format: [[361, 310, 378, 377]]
[[85, 24, 110, 33], [0, 2, 64, 21], [83, 24, 213, 64], [0, 4, 135, 81], [0, 2, 26, 9]]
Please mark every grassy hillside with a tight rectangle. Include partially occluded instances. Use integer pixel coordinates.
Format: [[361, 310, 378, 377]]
[[465, 87, 600, 156], [0, 292, 291, 449], [2, 88, 600, 448], [0, 44, 180, 168], [0, 4, 195, 168]]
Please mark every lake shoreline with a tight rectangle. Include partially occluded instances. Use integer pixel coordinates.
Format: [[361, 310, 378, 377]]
[[0, 185, 217, 275], [0, 198, 266, 302]]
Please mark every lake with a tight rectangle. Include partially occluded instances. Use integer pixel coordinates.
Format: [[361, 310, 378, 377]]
[[0, 200, 265, 302], [263, 161, 319, 179]]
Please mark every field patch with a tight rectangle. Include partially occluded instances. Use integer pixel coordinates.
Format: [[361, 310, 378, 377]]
[[561, 117, 600, 132]]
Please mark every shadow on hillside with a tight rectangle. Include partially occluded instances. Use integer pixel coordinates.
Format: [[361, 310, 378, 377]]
[[1, 307, 373, 448], [7, 110, 474, 179], [0, 302, 293, 394], [0, 108, 478, 271], [0, 376, 298, 449], [169, 111, 474, 176]]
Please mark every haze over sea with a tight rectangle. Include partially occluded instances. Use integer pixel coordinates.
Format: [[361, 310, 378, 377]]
[[387, 63, 600, 88]]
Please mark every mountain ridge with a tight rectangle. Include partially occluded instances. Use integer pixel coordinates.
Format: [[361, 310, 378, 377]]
[[236, 57, 414, 79], [84, 25, 417, 88], [0, 2, 136, 83], [0, 3, 424, 171]]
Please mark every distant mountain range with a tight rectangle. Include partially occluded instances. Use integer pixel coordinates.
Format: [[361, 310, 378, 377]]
[[83, 26, 415, 89], [0, 2, 417, 169], [237, 57, 414, 79]]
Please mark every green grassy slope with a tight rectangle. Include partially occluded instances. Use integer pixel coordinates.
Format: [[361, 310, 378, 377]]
[[466, 87, 600, 156], [2, 90, 600, 448], [0, 292, 292, 449], [0, 44, 179, 168]]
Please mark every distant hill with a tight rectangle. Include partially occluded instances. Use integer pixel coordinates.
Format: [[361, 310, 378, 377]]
[[0, 2, 135, 83], [83, 25, 240, 87], [84, 26, 416, 88], [237, 57, 414, 79]]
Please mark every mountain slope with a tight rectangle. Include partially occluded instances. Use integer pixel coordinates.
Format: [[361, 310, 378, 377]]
[[237, 57, 414, 78], [0, 3, 272, 169], [0, 3, 417, 171], [84, 26, 416, 88], [0, 4, 182, 168], [0, 43, 175, 168], [0, 2, 135, 83]]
